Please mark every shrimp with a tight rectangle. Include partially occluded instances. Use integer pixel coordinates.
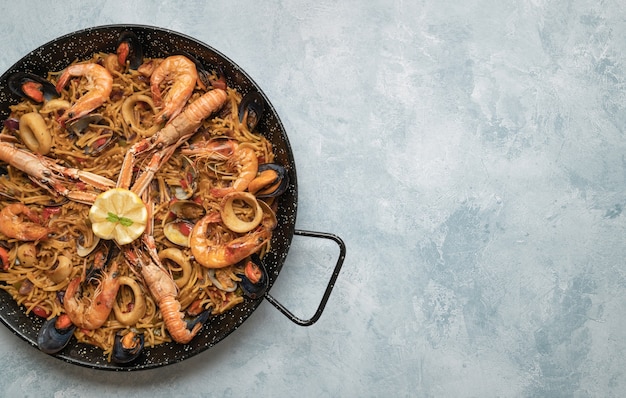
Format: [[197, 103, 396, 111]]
[[55, 63, 113, 125], [124, 236, 209, 344], [181, 139, 259, 197], [189, 209, 275, 269], [118, 88, 228, 194], [64, 261, 121, 330], [150, 55, 198, 124], [0, 203, 49, 241]]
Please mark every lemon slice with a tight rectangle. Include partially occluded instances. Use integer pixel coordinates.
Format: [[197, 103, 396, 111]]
[[89, 188, 148, 245]]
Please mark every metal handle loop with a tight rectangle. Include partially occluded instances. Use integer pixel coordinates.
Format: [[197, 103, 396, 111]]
[[263, 229, 346, 326]]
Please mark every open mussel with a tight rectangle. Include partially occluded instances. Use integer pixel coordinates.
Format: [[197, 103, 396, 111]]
[[248, 163, 290, 198], [238, 254, 269, 299], [116, 31, 143, 70], [37, 314, 76, 354], [238, 92, 265, 132], [112, 330, 144, 364], [164, 200, 205, 247], [8, 72, 58, 103], [66, 114, 118, 155]]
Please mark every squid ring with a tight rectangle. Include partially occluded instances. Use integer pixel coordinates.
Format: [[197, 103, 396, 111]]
[[220, 191, 263, 233], [113, 276, 147, 326], [121, 94, 159, 137], [46, 255, 73, 284], [18, 112, 52, 155], [158, 247, 192, 289]]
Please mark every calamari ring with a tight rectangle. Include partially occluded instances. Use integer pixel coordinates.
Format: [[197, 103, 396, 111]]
[[40, 98, 70, 114], [158, 247, 192, 289], [220, 192, 263, 234], [18, 112, 52, 154], [121, 94, 159, 137], [113, 276, 147, 326]]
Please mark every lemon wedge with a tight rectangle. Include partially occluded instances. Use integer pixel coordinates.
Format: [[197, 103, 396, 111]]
[[89, 188, 148, 245]]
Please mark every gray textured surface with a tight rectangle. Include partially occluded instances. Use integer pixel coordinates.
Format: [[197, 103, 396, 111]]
[[0, 0, 625, 396]]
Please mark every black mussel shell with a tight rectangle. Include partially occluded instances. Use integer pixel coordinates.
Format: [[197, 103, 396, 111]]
[[37, 316, 76, 354], [185, 310, 211, 332], [112, 331, 145, 364], [8, 72, 58, 103], [116, 31, 143, 70], [238, 92, 265, 132], [256, 163, 290, 198], [239, 254, 269, 299]]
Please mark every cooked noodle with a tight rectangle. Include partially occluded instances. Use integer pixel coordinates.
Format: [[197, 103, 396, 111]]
[[0, 51, 276, 360]]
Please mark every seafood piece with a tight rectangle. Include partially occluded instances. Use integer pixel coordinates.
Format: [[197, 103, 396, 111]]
[[8, 72, 58, 103], [124, 236, 210, 344], [55, 63, 113, 126], [66, 114, 118, 155], [150, 55, 198, 124], [121, 94, 159, 137], [0, 142, 116, 204], [169, 199, 205, 220], [158, 247, 192, 289], [63, 260, 121, 330], [18, 112, 52, 155], [0, 247, 9, 271], [210, 145, 259, 198], [207, 268, 238, 292], [189, 201, 277, 268], [16, 242, 37, 266], [238, 91, 265, 132], [117, 87, 228, 195], [238, 254, 269, 299], [248, 163, 290, 198], [113, 276, 146, 326], [163, 220, 194, 247], [116, 31, 143, 70], [0, 203, 49, 241], [220, 191, 263, 233], [77, 235, 100, 257], [112, 330, 144, 364], [37, 314, 76, 354], [46, 255, 73, 283]]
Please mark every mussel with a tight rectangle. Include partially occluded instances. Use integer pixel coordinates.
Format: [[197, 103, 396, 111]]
[[8, 72, 58, 103], [238, 254, 269, 299], [164, 200, 205, 247], [112, 330, 144, 364], [37, 314, 76, 354], [66, 114, 119, 155], [116, 31, 143, 70], [238, 91, 265, 132], [248, 163, 290, 198]]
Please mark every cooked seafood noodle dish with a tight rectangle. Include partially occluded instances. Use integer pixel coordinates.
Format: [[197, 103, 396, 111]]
[[0, 31, 288, 363]]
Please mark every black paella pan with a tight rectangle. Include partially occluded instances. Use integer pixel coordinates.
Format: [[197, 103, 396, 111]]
[[0, 24, 345, 370]]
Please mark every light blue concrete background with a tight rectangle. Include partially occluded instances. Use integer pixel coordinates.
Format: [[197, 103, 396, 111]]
[[0, 0, 625, 396]]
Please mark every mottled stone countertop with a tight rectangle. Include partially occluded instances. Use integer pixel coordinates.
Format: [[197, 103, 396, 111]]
[[0, 1, 624, 396]]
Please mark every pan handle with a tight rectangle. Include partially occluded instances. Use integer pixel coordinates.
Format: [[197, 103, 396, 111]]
[[263, 229, 346, 326]]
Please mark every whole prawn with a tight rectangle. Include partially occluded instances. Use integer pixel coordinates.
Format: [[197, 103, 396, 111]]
[[125, 236, 209, 344], [55, 63, 113, 125], [182, 139, 259, 197], [118, 88, 228, 194], [190, 208, 276, 269], [0, 203, 49, 241], [64, 261, 121, 330], [150, 55, 198, 124]]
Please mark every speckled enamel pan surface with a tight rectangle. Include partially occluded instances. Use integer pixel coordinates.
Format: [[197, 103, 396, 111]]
[[0, 24, 297, 371]]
